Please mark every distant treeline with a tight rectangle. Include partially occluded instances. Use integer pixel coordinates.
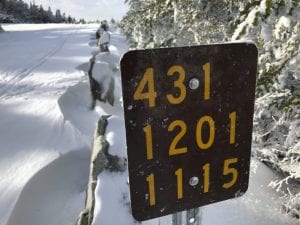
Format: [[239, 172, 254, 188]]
[[0, 0, 86, 23]]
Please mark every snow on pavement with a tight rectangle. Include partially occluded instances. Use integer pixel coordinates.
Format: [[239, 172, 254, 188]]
[[6, 150, 90, 225], [0, 24, 100, 225]]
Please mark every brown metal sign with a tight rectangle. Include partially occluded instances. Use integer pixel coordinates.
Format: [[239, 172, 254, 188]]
[[120, 43, 258, 221]]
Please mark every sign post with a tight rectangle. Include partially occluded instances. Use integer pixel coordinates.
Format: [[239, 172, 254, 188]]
[[172, 211, 182, 225], [121, 43, 258, 221], [172, 208, 202, 225], [186, 208, 201, 225]]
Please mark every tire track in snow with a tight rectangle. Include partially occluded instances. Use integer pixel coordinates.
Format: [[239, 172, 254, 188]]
[[0, 25, 98, 225], [3, 26, 127, 225], [0, 27, 79, 99]]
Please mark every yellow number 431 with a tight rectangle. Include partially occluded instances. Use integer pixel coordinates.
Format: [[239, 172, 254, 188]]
[[133, 63, 211, 107]]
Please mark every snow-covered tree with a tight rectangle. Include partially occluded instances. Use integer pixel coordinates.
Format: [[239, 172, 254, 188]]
[[231, 0, 300, 218], [121, 0, 300, 219], [121, 0, 235, 48]]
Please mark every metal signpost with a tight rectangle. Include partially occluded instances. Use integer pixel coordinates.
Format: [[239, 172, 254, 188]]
[[120, 44, 258, 223], [173, 208, 202, 225]]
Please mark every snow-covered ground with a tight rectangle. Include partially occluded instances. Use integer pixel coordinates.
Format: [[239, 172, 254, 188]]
[[0, 24, 100, 225], [0, 24, 298, 225]]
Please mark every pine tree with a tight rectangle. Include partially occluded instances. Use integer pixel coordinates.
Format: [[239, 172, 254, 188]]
[[67, 15, 72, 23], [110, 18, 116, 25], [46, 6, 54, 23], [0, 0, 8, 12], [121, 0, 231, 48], [230, 1, 300, 218], [0, 0, 74, 23], [79, 18, 86, 24], [29, 2, 39, 22], [55, 9, 62, 23]]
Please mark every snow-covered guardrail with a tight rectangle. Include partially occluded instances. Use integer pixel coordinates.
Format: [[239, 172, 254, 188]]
[[88, 55, 115, 109], [77, 115, 126, 225]]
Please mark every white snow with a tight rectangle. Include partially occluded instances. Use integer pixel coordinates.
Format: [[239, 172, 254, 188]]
[[260, 23, 272, 42], [201, 159, 298, 225], [275, 16, 291, 39], [0, 23, 100, 225], [259, 0, 268, 15], [0, 23, 298, 225]]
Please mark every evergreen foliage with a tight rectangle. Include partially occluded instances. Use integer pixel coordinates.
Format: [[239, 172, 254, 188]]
[[121, 0, 300, 219], [0, 0, 77, 23], [121, 0, 231, 48]]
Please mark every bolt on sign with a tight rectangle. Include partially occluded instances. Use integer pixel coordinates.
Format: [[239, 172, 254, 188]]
[[120, 43, 258, 221]]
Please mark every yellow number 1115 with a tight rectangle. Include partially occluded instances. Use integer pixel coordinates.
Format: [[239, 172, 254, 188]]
[[146, 158, 238, 206]]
